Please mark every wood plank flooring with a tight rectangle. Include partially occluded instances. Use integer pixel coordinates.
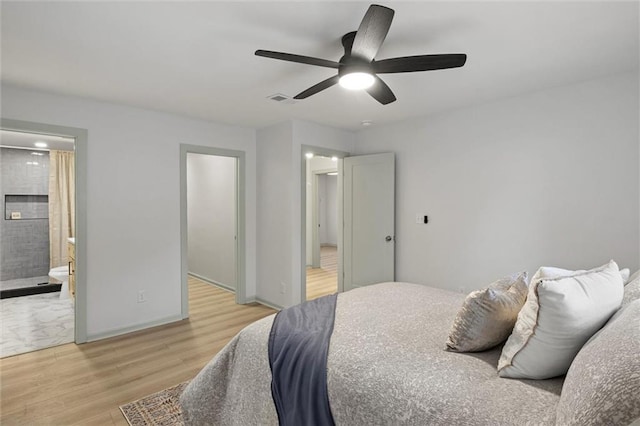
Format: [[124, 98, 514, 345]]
[[306, 245, 338, 300], [0, 276, 275, 425]]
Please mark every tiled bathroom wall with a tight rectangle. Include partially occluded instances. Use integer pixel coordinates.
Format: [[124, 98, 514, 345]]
[[0, 148, 50, 280]]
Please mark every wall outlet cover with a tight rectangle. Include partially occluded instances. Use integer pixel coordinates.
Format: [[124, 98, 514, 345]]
[[11, 212, 21, 220]]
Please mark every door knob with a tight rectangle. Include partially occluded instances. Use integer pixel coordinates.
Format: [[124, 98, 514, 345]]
[[385, 235, 393, 242]]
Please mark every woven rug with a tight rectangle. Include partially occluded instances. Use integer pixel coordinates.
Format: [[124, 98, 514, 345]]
[[120, 381, 189, 426]]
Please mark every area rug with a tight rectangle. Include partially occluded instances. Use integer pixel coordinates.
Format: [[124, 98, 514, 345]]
[[120, 381, 189, 426]]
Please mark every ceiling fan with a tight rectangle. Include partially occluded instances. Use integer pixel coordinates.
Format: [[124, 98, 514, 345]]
[[255, 4, 467, 105]]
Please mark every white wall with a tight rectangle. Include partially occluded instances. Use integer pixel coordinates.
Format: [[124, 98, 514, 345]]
[[1, 84, 257, 339], [317, 174, 338, 246], [256, 121, 293, 308], [355, 72, 640, 293], [318, 176, 328, 244], [257, 120, 354, 307], [187, 153, 236, 289], [325, 174, 338, 245]]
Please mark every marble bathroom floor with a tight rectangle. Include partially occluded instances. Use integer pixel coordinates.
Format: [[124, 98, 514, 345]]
[[0, 275, 51, 291], [0, 292, 74, 358]]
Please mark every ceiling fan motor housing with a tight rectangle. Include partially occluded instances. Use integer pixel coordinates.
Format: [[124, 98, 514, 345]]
[[339, 31, 373, 76]]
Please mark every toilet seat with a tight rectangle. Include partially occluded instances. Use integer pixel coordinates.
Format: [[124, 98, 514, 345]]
[[50, 265, 69, 274]]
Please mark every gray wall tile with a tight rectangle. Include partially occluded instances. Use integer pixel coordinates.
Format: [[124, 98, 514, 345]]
[[0, 148, 50, 280]]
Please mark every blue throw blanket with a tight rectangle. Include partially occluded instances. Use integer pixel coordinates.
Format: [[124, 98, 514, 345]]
[[268, 294, 338, 426]]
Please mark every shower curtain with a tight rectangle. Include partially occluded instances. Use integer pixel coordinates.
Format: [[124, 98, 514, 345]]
[[49, 150, 75, 268]]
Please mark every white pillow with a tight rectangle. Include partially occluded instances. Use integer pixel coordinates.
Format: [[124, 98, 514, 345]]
[[527, 265, 629, 285], [620, 268, 630, 284], [498, 260, 623, 379]]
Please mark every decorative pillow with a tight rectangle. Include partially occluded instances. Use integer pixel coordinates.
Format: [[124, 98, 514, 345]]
[[445, 271, 528, 352], [620, 268, 630, 284], [526, 265, 630, 284], [556, 300, 640, 425], [622, 273, 640, 307], [497, 260, 623, 379]]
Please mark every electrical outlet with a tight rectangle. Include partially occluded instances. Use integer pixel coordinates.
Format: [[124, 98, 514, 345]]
[[137, 290, 146, 303], [280, 282, 286, 294]]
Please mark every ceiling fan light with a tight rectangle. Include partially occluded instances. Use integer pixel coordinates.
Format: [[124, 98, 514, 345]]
[[339, 72, 374, 90]]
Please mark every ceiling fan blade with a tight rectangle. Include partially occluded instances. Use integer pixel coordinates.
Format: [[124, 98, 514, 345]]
[[374, 54, 467, 74], [351, 5, 394, 61], [255, 50, 340, 69], [366, 76, 396, 105], [294, 75, 340, 99]]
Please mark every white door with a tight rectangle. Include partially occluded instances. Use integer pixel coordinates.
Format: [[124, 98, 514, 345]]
[[343, 152, 395, 291]]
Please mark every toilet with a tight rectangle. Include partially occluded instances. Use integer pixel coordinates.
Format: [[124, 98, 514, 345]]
[[49, 265, 70, 300]]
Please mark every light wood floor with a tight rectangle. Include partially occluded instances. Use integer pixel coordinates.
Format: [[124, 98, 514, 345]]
[[0, 276, 275, 425], [306, 245, 338, 300]]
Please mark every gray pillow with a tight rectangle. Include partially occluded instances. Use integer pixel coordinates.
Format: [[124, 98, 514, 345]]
[[623, 273, 640, 307], [556, 300, 640, 425], [445, 271, 528, 352]]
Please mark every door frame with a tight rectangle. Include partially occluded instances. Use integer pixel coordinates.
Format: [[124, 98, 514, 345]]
[[300, 145, 348, 302], [179, 144, 247, 319], [1, 118, 88, 343]]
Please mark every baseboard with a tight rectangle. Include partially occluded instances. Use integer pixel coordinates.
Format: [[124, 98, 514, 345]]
[[250, 297, 283, 311], [188, 272, 235, 293], [86, 314, 183, 342]]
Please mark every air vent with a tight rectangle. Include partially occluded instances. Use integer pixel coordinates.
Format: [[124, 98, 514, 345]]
[[267, 93, 297, 104]]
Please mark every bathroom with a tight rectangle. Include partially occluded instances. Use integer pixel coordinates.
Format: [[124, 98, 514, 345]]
[[0, 129, 76, 358]]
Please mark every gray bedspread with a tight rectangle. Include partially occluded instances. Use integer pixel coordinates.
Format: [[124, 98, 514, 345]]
[[180, 282, 564, 425]]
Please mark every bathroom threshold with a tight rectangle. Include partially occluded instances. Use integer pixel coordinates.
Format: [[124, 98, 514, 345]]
[[0, 284, 62, 299]]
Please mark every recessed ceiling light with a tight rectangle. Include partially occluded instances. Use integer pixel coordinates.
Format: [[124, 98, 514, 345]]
[[305, 152, 314, 159], [361, 120, 373, 127], [34, 141, 48, 148]]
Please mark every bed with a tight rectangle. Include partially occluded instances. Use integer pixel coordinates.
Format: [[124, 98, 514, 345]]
[[179, 282, 565, 425]]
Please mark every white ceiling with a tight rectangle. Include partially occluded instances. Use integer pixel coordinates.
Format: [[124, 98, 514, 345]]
[[1, 1, 638, 131]]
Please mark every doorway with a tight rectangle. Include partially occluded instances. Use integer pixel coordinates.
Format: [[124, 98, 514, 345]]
[[301, 145, 348, 302], [179, 145, 247, 319], [0, 118, 88, 356], [186, 153, 237, 292], [306, 157, 339, 300], [301, 148, 396, 303]]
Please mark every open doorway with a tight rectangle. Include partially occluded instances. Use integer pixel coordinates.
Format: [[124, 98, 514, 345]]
[[186, 153, 237, 292], [301, 148, 395, 303], [305, 154, 339, 301], [0, 128, 78, 357], [179, 145, 247, 319]]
